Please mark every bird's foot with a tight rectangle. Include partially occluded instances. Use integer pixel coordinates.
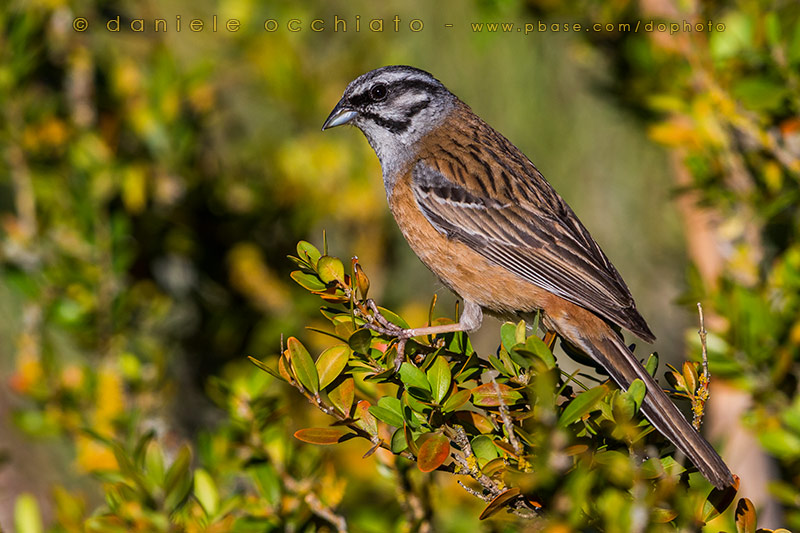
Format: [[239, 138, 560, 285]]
[[362, 299, 412, 371], [364, 299, 412, 370], [361, 299, 481, 372]]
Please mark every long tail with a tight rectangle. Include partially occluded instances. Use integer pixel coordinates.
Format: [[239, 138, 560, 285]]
[[564, 322, 734, 489]]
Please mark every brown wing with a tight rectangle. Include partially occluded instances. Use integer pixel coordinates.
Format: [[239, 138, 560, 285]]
[[413, 109, 655, 342]]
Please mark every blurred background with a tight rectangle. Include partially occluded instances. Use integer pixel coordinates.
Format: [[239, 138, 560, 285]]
[[1, 0, 799, 531]]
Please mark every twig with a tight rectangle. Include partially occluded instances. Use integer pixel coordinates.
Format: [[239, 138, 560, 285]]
[[449, 426, 502, 497], [491, 377, 523, 457], [697, 303, 710, 381], [281, 472, 349, 532], [693, 303, 711, 431], [304, 492, 349, 533], [287, 366, 416, 462]]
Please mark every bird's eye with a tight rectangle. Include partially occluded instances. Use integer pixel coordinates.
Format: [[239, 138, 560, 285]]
[[370, 83, 388, 102]]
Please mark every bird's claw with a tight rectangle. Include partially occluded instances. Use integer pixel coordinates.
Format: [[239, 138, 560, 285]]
[[363, 299, 412, 371]]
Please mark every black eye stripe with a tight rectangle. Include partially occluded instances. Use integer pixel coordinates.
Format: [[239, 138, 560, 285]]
[[404, 99, 430, 118], [348, 79, 443, 108]]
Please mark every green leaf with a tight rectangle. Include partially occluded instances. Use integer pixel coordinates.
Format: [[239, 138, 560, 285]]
[[14, 494, 43, 533], [790, 18, 800, 65], [370, 397, 404, 427], [732, 77, 788, 112], [645, 353, 658, 377], [369, 405, 404, 428], [426, 356, 451, 404], [399, 362, 431, 396], [525, 335, 556, 369], [402, 392, 427, 429], [248, 356, 282, 380], [515, 320, 526, 344], [348, 329, 372, 354], [317, 255, 345, 284], [758, 427, 800, 459], [709, 11, 754, 61], [293, 427, 350, 445], [508, 347, 536, 369], [471, 382, 523, 407], [194, 468, 218, 516], [442, 388, 471, 413], [290, 270, 326, 291], [296, 240, 321, 266], [471, 435, 499, 462], [612, 390, 636, 423], [558, 385, 608, 427], [144, 440, 165, 486], [405, 425, 420, 455], [417, 433, 450, 472], [327, 377, 354, 416], [249, 463, 281, 506], [652, 507, 679, 524], [391, 428, 408, 453], [164, 444, 193, 512], [375, 306, 409, 329], [500, 322, 518, 352], [626, 379, 646, 411], [316, 345, 351, 389], [288, 337, 319, 394]]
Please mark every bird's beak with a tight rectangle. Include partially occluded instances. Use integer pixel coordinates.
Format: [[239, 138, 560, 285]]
[[322, 100, 358, 131]]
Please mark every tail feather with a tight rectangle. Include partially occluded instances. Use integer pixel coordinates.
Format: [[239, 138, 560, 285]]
[[568, 325, 734, 489]]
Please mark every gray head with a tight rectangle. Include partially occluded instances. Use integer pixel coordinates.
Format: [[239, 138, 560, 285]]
[[322, 66, 458, 178]]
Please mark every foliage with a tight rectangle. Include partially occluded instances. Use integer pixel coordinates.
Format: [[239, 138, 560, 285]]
[[272, 240, 743, 530]]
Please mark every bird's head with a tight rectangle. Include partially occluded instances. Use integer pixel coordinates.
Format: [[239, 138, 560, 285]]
[[323, 66, 458, 173]]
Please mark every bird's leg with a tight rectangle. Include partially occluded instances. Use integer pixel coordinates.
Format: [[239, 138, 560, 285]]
[[363, 300, 483, 370]]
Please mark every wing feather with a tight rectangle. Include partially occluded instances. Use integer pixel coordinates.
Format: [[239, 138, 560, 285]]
[[412, 119, 654, 342]]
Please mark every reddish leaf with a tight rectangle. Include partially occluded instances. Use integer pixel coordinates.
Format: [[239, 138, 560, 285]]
[[355, 400, 378, 435], [417, 433, 450, 472], [472, 382, 523, 407], [481, 457, 507, 477], [293, 427, 349, 445], [278, 352, 294, 383], [683, 361, 699, 394], [353, 259, 370, 298], [479, 487, 521, 520], [564, 444, 589, 456], [493, 439, 520, 458], [735, 498, 757, 533], [442, 388, 472, 413], [453, 411, 496, 434], [327, 377, 354, 416]]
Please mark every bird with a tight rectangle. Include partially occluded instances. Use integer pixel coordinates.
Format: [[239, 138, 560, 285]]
[[321, 65, 734, 489]]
